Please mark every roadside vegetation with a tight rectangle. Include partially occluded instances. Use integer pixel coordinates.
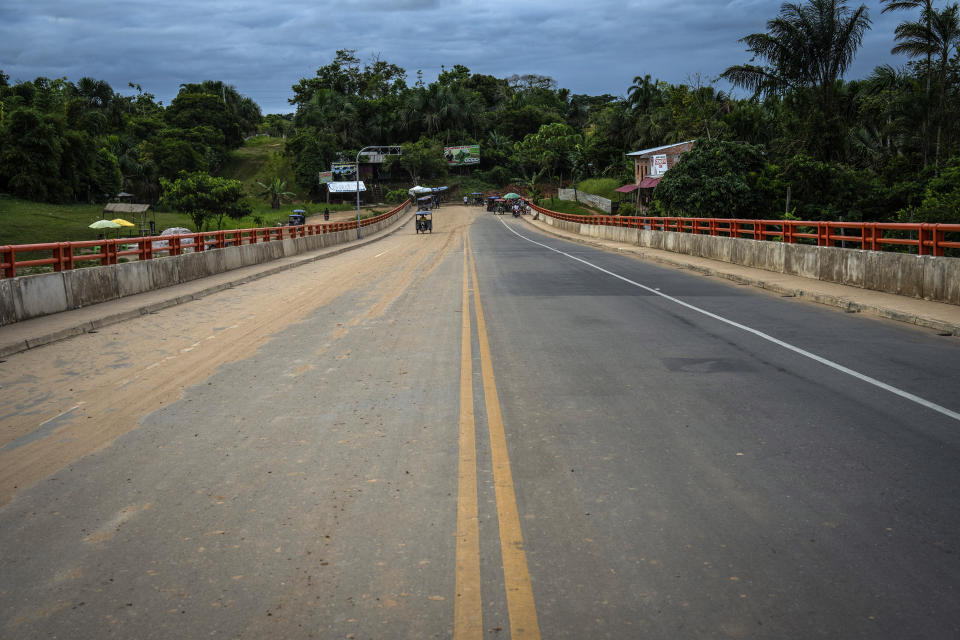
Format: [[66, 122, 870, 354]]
[[2, 0, 959, 244]]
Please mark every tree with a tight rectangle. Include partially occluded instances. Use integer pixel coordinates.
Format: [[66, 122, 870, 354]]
[[903, 157, 960, 221], [385, 137, 447, 184], [284, 128, 339, 195], [256, 177, 296, 209], [515, 123, 583, 189], [883, 0, 936, 163], [166, 92, 241, 150], [651, 139, 779, 219], [891, 3, 960, 168], [160, 172, 249, 231], [627, 74, 661, 112], [721, 0, 871, 115]]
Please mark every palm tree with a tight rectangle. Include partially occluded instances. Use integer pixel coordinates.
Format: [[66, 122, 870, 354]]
[[256, 178, 296, 209], [627, 74, 660, 112], [891, 3, 960, 168], [884, 0, 936, 164], [883, 0, 935, 91], [721, 0, 871, 114]]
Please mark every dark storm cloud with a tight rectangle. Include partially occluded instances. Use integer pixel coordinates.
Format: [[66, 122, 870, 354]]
[[0, 0, 904, 114]]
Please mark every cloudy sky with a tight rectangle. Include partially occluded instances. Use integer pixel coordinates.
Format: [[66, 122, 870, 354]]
[[1, 0, 906, 114]]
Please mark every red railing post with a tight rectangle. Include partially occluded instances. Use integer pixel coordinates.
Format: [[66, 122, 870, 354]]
[[52, 243, 64, 272], [104, 240, 118, 266], [917, 224, 927, 256], [933, 225, 945, 257], [1, 246, 15, 278]]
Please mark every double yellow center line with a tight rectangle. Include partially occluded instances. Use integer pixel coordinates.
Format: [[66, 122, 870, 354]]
[[455, 235, 541, 639]]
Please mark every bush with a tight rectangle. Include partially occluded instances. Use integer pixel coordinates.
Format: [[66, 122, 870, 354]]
[[616, 202, 637, 216], [385, 188, 408, 204], [652, 139, 778, 218], [478, 166, 512, 187]]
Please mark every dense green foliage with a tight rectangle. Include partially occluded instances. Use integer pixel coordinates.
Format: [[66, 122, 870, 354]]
[[2, 0, 959, 223], [0, 77, 261, 204], [160, 172, 250, 231]]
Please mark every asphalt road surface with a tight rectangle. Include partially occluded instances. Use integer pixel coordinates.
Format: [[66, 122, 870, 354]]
[[1, 206, 959, 639]]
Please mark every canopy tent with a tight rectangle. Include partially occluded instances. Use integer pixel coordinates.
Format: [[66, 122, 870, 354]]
[[328, 181, 367, 193], [408, 186, 433, 196]]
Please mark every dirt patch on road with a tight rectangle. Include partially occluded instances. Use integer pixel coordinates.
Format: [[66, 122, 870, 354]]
[[0, 206, 479, 509]]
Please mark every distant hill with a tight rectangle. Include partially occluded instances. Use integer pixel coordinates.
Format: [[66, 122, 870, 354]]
[[218, 136, 298, 201]]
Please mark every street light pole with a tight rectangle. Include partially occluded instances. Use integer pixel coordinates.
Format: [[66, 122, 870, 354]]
[[355, 152, 362, 239]]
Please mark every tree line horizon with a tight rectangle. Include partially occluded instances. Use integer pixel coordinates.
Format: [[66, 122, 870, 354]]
[[1, 0, 958, 224]]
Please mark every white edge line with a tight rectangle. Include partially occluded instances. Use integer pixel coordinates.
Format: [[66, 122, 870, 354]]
[[39, 403, 84, 427], [499, 219, 960, 423]]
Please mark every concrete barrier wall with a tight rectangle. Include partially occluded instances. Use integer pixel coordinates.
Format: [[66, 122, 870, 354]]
[[2, 208, 406, 326], [538, 212, 960, 306], [558, 189, 612, 214]]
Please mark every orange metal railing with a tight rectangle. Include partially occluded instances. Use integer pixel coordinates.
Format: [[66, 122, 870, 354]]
[[529, 203, 960, 257], [0, 200, 411, 278]]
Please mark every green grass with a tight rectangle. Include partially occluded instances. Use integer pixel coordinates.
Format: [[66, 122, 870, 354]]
[[536, 197, 605, 216], [0, 195, 393, 246], [219, 136, 299, 206], [575, 178, 623, 201], [0, 194, 198, 245]]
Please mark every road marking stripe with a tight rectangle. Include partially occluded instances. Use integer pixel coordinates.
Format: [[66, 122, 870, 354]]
[[500, 220, 960, 423], [469, 241, 542, 639], [454, 236, 483, 640], [39, 403, 84, 427]]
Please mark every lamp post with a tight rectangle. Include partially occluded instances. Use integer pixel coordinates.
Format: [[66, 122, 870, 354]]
[[355, 153, 362, 239]]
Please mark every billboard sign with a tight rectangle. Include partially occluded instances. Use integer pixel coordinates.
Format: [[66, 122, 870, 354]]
[[445, 145, 480, 166], [331, 163, 357, 179], [318, 171, 333, 184], [651, 154, 668, 176]]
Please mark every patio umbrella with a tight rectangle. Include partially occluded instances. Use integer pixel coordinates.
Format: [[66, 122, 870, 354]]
[[89, 219, 121, 229], [503, 193, 521, 199], [111, 218, 135, 227]]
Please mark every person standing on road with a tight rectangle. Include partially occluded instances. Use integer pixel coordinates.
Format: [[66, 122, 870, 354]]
[[463, 195, 468, 206]]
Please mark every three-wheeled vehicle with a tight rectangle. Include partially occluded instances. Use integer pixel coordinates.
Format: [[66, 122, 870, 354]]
[[288, 212, 306, 226], [415, 210, 433, 234]]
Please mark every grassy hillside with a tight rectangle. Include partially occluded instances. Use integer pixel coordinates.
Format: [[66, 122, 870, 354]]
[[219, 136, 296, 199], [575, 178, 622, 201]]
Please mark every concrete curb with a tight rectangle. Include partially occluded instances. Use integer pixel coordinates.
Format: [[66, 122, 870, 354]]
[[0, 210, 417, 358], [519, 215, 960, 337]]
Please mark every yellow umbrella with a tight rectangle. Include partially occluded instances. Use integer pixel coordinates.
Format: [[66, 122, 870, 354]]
[[110, 218, 135, 240]]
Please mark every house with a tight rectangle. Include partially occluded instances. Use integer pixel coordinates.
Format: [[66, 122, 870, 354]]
[[627, 140, 695, 188], [625, 141, 695, 212]]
